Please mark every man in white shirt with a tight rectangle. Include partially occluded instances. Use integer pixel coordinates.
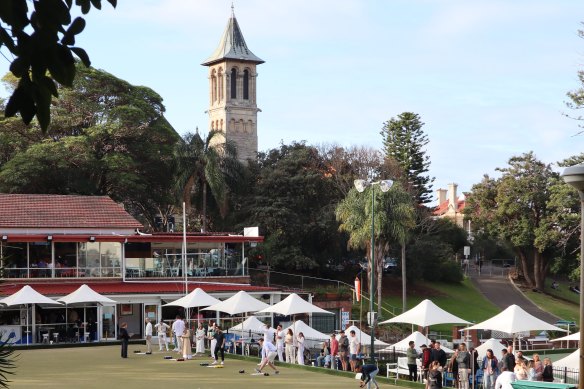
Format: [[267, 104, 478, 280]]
[[275, 324, 285, 362], [154, 319, 170, 351], [495, 368, 517, 389], [260, 322, 276, 345], [144, 318, 153, 353], [171, 315, 185, 353], [349, 330, 360, 372], [255, 338, 280, 374]]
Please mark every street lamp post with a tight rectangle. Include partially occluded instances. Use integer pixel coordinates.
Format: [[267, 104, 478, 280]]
[[354, 179, 393, 364], [561, 164, 584, 388]]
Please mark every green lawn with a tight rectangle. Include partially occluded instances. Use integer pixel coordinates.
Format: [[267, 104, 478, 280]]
[[523, 289, 579, 326], [8, 345, 393, 389]]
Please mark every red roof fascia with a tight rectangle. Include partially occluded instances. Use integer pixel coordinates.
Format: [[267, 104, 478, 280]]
[[3, 234, 264, 244], [0, 281, 276, 297]]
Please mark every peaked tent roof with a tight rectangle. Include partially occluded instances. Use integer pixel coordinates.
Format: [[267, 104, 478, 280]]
[[228, 316, 265, 335], [285, 320, 329, 341], [554, 349, 579, 370], [163, 287, 220, 309], [474, 338, 507, 359], [386, 331, 454, 353], [57, 284, 116, 305], [339, 325, 388, 346], [202, 10, 264, 66], [202, 290, 269, 315], [0, 285, 61, 306], [465, 304, 567, 333], [257, 293, 333, 316], [379, 299, 470, 327], [551, 331, 580, 342]]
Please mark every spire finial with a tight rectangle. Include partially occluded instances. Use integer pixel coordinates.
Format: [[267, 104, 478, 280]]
[[231, 2, 235, 17], [196, 126, 199, 134]]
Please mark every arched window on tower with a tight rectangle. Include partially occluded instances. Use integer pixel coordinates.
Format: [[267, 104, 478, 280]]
[[218, 67, 224, 102], [230, 68, 237, 99], [243, 69, 249, 100], [211, 69, 217, 103]]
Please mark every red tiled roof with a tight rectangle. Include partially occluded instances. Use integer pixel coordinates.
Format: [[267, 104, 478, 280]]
[[0, 280, 276, 297], [433, 199, 466, 216], [0, 194, 142, 229]]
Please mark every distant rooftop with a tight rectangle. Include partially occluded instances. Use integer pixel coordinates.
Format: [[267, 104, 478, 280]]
[[0, 194, 143, 230], [202, 9, 264, 66]]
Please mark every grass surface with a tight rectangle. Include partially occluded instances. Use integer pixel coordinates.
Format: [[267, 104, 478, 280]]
[[523, 289, 579, 325], [9, 345, 389, 389]]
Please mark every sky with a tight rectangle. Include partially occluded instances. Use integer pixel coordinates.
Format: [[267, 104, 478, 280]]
[[0, 0, 583, 200]]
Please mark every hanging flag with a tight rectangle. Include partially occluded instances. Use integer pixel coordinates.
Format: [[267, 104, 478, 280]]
[[354, 276, 361, 302]]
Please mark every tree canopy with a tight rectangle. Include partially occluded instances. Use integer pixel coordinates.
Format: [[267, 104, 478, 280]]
[[381, 112, 434, 205], [0, 64, 179, 229], [1, 0, 116, 131]]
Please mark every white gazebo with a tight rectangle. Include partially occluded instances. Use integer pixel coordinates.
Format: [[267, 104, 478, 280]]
[[379, 299, 470, 332], [474, 338, 506, 359], [387, 331, 454, 353], [340, 325, 388, 346], [285, 320, 329, 342], [0, 285, 62, 344], [163, 287, 221, 325]]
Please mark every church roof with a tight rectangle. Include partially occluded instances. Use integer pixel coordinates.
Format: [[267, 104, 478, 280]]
[[202, 10, 264, 66]]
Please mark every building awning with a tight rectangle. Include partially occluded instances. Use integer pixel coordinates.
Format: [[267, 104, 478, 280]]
[[1, 233, 263, 244]]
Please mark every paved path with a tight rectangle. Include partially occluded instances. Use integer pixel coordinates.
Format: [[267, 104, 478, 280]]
[[468, 264, 559, 323]]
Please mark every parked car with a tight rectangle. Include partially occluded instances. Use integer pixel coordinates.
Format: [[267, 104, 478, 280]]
[[383, 258, 398, 273]]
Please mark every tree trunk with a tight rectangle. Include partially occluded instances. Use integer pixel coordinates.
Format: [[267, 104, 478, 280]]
[[517, 250, 535, 287], [533, 251, 546, 291], [182, 175, 195, 213]]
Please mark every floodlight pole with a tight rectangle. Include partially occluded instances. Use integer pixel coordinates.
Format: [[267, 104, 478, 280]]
[[354, 179, 393, 364], [561, 165, 584, 388]]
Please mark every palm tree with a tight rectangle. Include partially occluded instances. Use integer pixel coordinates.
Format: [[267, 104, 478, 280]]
[[336, 183, 415, 316], [174, 130, 243, 232]]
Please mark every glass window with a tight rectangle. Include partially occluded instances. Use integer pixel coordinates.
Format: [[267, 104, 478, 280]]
[[100, 242, 121, 277], [54, 242, 77, 277], [3, 242, 27, 278], [230, 68, 237, 99], [243, 69, 249, 100], [79, 242, 100, 277]]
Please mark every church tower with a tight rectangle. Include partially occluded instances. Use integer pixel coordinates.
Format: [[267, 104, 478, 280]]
[[202, 7, 264, 162]]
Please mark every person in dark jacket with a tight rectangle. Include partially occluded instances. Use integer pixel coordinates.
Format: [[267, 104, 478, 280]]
[[119, 322, 129, 358], [420, 344, 432, 380], [542, 357, 554, 382], [434, 342, 447, 367], [358, 364, 379, 389]]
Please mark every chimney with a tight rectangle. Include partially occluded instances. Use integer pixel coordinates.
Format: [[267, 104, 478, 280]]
[[437, 188, 447, 207], [448, 183, 458, 212]]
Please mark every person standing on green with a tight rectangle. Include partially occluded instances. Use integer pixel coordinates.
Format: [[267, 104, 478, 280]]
[[406, 341, 418, 381], [119, 322, 129, 358]]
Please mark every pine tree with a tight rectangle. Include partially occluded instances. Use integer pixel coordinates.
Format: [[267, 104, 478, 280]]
[[381, 112, 434, 204]]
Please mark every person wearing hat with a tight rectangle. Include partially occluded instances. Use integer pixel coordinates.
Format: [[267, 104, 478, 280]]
[[255, 338, 280, 375]]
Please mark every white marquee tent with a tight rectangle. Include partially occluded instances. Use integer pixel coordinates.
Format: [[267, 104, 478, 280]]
[[228, 315, 265, 336], [379, 299, 470, 328], [285, 320, 329, 342], [465, 305, 567, 334], [474, 338, 507, 360], [163, 287, 220, 309], [554, 349, 579, 370], [57, 284, 116, 305], [203, 290, 269, 316], [386, 331, 454, 353], [340, 325, 388, 346], [551, 331, 580, 343], [257, 293, 333, 316]]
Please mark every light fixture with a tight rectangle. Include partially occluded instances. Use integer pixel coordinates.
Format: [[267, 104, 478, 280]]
[[1, 235, 7, 241], [89, 236, 96, 242], [47, 235, 53, 241], [353, 178, 394, 364]]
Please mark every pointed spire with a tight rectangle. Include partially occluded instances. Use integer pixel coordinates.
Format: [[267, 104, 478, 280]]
[[202, 8, 264, 66]]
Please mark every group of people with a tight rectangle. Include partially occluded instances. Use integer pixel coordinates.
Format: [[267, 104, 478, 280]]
[[406, 341, 555, 389]]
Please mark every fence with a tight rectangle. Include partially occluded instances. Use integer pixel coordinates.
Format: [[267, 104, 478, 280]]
[[554, 365, 579, 385]]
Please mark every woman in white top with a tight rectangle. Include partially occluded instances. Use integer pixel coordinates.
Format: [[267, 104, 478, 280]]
[[296, 332, 305, 365], [195, 322, 206, 354], [285, 329, 295, 364]]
